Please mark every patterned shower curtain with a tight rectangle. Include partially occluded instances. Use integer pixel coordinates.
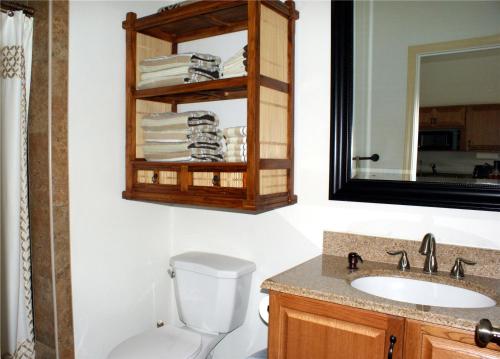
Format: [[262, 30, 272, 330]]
[[0, 10, 35, 359]]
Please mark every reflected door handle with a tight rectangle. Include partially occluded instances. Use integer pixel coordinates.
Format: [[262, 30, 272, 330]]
[[352, 154, 380, 162]]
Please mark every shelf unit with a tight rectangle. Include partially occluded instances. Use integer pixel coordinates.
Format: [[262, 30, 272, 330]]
[[122, 0, 299, 212]]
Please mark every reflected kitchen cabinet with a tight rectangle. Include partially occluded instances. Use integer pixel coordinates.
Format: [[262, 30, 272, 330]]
[[419, 106, 466, 130], [466, 104, 500, 152]]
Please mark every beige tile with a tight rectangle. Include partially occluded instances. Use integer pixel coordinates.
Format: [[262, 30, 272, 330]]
[[35, 340, 56, 359], [32, 276, 56, 346]]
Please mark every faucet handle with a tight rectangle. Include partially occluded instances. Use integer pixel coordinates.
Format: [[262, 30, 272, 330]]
[[347, 252, 363, 270], [387, 250, 411, 271], [450, 257, 476, 279]]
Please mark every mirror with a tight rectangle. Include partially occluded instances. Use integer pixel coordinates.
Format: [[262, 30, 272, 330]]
[[329, 0, 500, 211], [350, 0, 500, 184]]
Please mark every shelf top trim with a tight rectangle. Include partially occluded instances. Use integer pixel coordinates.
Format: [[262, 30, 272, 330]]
[[122, 1, 298, 43]]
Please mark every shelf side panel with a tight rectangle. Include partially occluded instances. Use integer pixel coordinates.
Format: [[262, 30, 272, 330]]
[[136, 33, 172, 86], [260, 86, 288, 159], [260, 5, 288, 83], [135, 100, 171, 159], [259, 169, 287, 195]]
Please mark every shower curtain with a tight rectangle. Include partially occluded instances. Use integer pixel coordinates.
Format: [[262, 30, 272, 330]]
[[0, 11, 35, 359]]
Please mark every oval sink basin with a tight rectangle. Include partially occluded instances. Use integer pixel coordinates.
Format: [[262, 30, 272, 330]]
[[351, 276, 496, 308]]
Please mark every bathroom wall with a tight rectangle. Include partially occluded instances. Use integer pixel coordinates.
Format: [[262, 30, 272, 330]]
[[420, 48, 500, 107], [68, 2, 174, 358], [67, 1, 500, 359], [171, 2, 500, 358]]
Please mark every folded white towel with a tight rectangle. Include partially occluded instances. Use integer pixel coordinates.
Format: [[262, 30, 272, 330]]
[[225, 155, 247, 163], [223, 126, 247, 137], [227, 143, 247, 152], [225, 136, 247, 144], [142, 143, 190, 153], [226, 149, 247, 157], [140, 53, 221, 73]]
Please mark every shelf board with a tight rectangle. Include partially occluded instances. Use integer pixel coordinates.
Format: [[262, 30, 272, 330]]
[[132, 160, 247, 172], [131, 1, 248, 42], [134, 77, 247, 103], [124, 1, 297, 43]]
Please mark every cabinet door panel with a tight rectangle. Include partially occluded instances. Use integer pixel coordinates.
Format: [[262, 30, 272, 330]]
[[269, 291, 405, 359], [283, 308, 385, 359], [422, 335, 500, 359], [405, 320, 500, 359]]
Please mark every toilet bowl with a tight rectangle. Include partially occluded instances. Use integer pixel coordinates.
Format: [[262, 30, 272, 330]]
[[108, 252, 256, 359]]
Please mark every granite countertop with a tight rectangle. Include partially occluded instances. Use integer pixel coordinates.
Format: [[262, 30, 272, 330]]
[[262, 254, 500, 332]]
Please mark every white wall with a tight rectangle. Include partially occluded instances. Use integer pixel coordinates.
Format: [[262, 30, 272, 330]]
[[68, 2, 500, 359], [353, 1, 500, 177], [420, 48, 500, 107], [171, 2, 500, 358], [68, 2, 174, 358]]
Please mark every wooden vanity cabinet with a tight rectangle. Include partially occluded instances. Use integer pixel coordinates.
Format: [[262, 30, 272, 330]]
[[268, 291, 405, 359], [405, 320, 500, 359], [269, 292, 500, 359]]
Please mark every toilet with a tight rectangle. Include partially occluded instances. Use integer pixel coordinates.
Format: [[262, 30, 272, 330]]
[[108, 252, 256, 359]]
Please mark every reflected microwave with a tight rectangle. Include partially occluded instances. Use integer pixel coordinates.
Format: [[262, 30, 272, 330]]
[[418, 129, 461, 151]]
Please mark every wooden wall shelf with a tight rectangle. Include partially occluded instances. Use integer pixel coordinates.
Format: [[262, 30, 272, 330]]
[[122, 0, 299, 212], [134, 76, 248, 104]]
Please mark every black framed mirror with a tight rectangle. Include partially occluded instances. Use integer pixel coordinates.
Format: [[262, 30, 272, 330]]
[[329, 0, 500, 211]]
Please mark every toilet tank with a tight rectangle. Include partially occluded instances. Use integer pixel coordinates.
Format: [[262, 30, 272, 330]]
[[170, 252, 256, 334]]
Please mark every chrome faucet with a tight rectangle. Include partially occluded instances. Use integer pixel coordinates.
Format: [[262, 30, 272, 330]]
[[419, 233, 438, 273]]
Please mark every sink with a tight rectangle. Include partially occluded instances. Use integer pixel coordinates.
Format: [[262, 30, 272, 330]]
[[351, 276, 496, 308]]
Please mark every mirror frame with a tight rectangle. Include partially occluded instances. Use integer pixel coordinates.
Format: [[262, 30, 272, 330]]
[[328, 0, 500, 211]]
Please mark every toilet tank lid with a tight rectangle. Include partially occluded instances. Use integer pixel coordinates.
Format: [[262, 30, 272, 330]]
[[170, 252, 256, 279]]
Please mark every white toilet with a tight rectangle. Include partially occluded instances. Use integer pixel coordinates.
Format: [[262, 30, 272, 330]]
[[108, 252, 256, 359]]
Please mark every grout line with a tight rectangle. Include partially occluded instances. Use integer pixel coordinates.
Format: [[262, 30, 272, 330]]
[[48, 2, 60, 358]]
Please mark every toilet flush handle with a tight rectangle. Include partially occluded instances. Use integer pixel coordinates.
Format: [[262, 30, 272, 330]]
[[168, 268, 175, 278]]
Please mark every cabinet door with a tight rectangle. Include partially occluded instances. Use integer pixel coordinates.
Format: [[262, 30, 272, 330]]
[[419, 106, 466, 129], [405, 320, 500, 359], [466, 105, 500, 151], [268, 291, 405, 359]]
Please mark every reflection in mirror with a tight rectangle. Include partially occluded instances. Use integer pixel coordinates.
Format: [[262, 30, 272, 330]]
[[351, 1, 500, 184]]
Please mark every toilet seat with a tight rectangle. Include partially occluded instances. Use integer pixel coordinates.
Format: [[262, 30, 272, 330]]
[[108, 325, 202, 359]]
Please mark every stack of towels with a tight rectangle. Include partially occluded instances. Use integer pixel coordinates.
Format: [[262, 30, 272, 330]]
[[221, 46, 248, 79], [137, 53, 221, 90], [141, 111, 224, 162], [223, 126, 247, 162]]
